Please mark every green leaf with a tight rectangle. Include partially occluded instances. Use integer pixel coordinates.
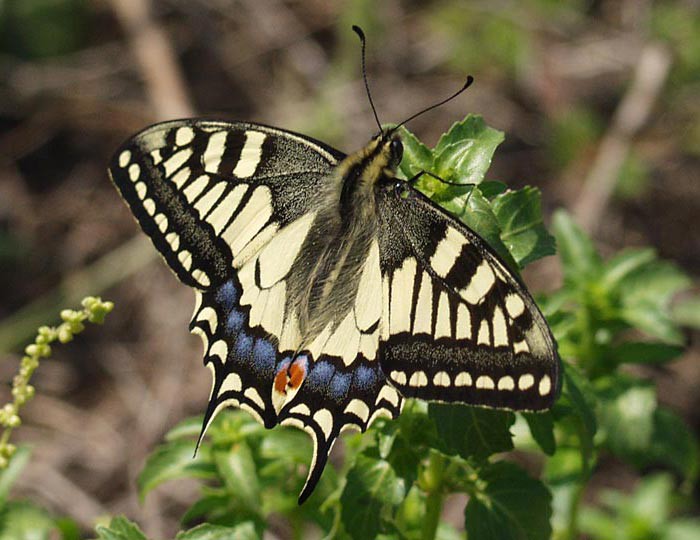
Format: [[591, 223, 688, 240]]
[[579, 474, 678, 539], [625, 474, 674, 529], [618, 259, 691, 343], [165, 416, 205, 441], [0, 446, 31, 506], [137, 440, 215, 502], [598, 375, 698, 478], [608, 341, 684, 365], [601, 248, 656, 290], [175, 522, 259, 540], [646, 407, 698, 480], [393, 485, 425, 537], [552, 210, 601, 284], [258, 427, 311, 465], [93, 516, 148, 540], [554, 366, 597, 468], [665, 519, 700, 540], [428, 404, 514, 461], [181, 492, 232, 525], [385, 431, 424, 488], [522, 412, 556, 456], [545, 447, 587, 485], [621, 301, 684, 344], [213, 442, 260, 512], [447, 188, 519, 271], [0, 0, 87, 59], [673, 297, 700, 329], [491, 187, 556, 267], [432, 115, 504, 185], [436, 522, 463, 540], [0, 501, 56, 540], [55, 517, 81, 540], [597, 377, 657, 458], [577, 506, 621, 540], [395, 400, 432, 437], [340, 453, 405, 540], [619, 260, 691, 307], [464, 462, 552, 540], [478, 180, 508, 199], [549, 481, 583, 539], [397, 126, 433, 181]]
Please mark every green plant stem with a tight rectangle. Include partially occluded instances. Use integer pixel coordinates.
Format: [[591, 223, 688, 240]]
[[564, 423, 594, 540], [0, 297, 113, 466], [421, 452, 446, 540]]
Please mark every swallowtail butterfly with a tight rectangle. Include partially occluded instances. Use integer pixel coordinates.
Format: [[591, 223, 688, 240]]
[[109, 28, 559, 504]]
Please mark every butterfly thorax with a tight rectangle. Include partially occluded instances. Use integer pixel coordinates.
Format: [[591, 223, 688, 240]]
[[287, 135, 400, 346]]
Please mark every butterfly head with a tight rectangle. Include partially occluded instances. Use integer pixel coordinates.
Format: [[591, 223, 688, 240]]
[[388, 136, 403, 169]]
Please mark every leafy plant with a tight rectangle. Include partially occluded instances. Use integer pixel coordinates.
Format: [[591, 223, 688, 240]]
[[579, 474, 700, 540], [2, 117, 696, 539], [127, 116, 699, 539], [0, 297, 113, 540]]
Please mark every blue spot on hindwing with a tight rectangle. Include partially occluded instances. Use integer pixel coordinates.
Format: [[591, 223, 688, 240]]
[[252, 338, 276, 375], [226, 309, 245, 333], [235, 333, 253, 359], [305, 361, 334, 392], [329, 371, 352, 401], [353, 365, 377, 390], [215, 280, 239, 311]]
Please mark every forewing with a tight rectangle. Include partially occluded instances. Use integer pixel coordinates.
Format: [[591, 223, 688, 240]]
[[108, 119, 344, 289], [376, 184, 560, 411], [109, 119, 345, 429]]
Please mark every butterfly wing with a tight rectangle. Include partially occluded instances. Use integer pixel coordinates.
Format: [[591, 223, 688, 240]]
[[376, 183, 560, 410], [110, 119, 399, 502], [109, 119, 345, 429]]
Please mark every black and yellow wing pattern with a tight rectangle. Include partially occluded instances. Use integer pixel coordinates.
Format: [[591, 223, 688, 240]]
[[376, 183, 558, 411], [109, 118, 559, 504], [109, 120, 403, 502]]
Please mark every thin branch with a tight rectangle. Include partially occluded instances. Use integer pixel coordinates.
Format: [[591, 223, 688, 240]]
[[573, 42, 672, 232], [18, 462, 109, 528], [108, 0, 195, 119], [0, 0, 199, 350], [0, 235, 154, 352]]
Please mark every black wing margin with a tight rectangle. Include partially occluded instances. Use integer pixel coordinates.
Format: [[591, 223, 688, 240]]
[[376, 183, 560, 411]]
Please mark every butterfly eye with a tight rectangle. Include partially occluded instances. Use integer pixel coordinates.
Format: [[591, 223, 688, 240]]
[[390, 139, 403, 164], [394, 180, 409, 198]]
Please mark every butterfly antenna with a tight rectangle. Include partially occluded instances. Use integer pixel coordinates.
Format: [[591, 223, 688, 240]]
[[352, 25, 383, 135], [392, 75, 474, 132]]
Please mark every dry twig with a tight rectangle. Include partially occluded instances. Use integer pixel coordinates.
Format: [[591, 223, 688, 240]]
[[108, 0, 195, 119], [573, 42, 672, 232]]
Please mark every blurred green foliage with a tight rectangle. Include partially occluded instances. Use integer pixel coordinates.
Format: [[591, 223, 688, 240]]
[[0, 1, 699, 538], [0, 0, 87, 59], [579, 474, 700, 540], [0, 109, 697, 539], [87, 117, 696, 540], [545, 108, 603, 171]]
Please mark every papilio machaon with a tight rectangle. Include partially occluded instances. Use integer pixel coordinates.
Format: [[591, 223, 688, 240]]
[[109, 30, 560, 504]]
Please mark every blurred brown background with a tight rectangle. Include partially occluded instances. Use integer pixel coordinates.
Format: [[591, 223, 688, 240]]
[[0, 0, 698, 537]]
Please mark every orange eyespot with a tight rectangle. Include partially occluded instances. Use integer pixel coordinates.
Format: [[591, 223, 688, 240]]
[[289, 361, 306, 389], [274, 369, 288, 394]]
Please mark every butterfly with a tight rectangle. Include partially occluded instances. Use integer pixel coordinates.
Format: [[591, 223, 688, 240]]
[[108, 28, 559, 504]]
